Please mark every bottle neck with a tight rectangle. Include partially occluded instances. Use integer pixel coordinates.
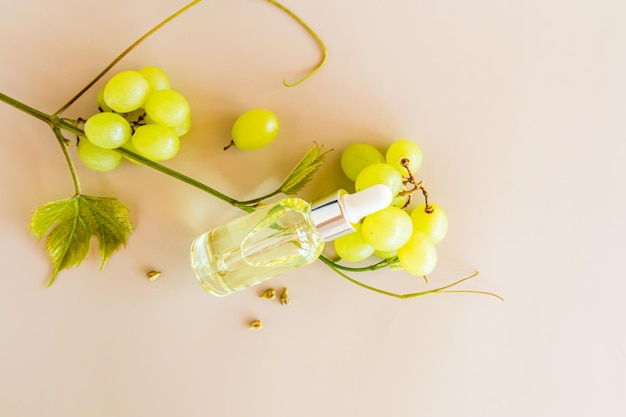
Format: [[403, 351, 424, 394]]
[[310, 190, 355, 242]]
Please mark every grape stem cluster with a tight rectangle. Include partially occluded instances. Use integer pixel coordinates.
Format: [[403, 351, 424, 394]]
[[398, 158, 432, 212], [0, 0, 502, 301]]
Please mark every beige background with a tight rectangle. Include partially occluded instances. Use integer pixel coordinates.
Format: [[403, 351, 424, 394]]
[[1, 0, 625, 416]]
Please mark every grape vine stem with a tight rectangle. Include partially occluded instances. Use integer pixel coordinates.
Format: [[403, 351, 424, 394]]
[[319, 258, 503, 301], [265, 0, 328, 86], [117, 148, 258, 213], [52, 127, 82, 195]]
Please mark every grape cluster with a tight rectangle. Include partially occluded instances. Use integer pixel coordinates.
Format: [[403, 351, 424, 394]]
[[335, 140, 448, 277], [78, 66, 191, 171]]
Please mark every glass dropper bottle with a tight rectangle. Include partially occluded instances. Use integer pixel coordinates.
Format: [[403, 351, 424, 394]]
[[190, 184, 393, 296]]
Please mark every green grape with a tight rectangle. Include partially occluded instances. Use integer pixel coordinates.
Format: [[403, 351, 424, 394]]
[[410, 203, 448, 244], [361, 206, 413, 252], [77, 138, 122, 172], [144, 89, 190, 128], [84, 112, 131, 149], [355, 163, 403, 196], [340, 143, 385, 181], [397, 231, 437, 276], [334, 227, 375, 263], [230, 108, 279, 150], [131, 124, 180, 161], [96, 87, 112, 112], [386, 139, 423, 175], [172, 116, 192, 137], [103, 70, 150, 113], [391, 195, 410, 209], [138, 66, 171, 92]]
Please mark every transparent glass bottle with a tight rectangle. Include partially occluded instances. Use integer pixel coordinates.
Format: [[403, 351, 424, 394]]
[[190, 185, 392, 296]]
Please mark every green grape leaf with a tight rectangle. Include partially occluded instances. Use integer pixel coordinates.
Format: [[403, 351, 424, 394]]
[[279, 144, 332, 195], [29, 195, 133, 287]]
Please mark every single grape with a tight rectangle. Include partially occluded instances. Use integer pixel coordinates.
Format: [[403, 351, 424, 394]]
[[103, 70, 150, 113], [84, 112, 131, 149], [355, 163, 404, 196], [397, 231, 437, 276], [340, 143, 385, 181], [77, 138, 122, 172], [144, 89, 190, 128], [361, 206, 413, 252], [138, 66, 171, 92], [334, 227, 375, 263], [386, 139, 423, 175], [410, 203, 448, 244], [131, 124, 180, 161], [230, 109, 279, 150]]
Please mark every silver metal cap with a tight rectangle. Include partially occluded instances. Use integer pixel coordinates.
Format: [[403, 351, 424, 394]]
[[310, 190, 354, 242]]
